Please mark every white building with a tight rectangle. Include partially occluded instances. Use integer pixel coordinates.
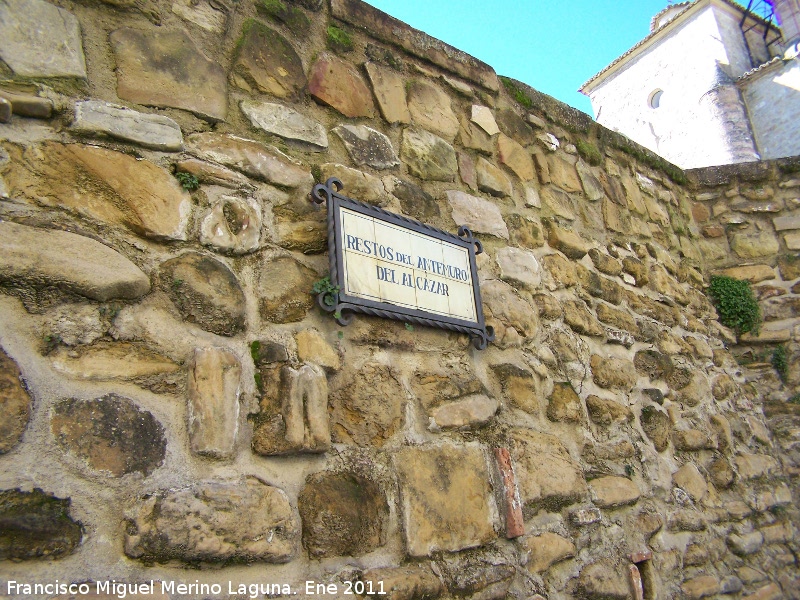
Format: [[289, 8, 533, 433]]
[[580, 0, 800, 169]]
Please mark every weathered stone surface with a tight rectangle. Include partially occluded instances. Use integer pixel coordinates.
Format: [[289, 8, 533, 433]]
[[330, 0, 499, 92], [471, 105, 499, 135], [542, 187, 576, 220], [673, 429, 716, 451], [231, 21, 306, 98], [240, 101, 328, 151], [362, 565, 443, 600], [395, 443, 496, 556], [640, 406, 671, 452], [7, 143, 191, 240], [548, 224, 589, 259], [709, 457, 735, 489], [595, 303, 635, 334], [681, 576, 720, 600], [330, 363, 403, 447], [492, 363, 540, 413], [524, 532, 575, 573], [387, 178, 440, 220], [777, 253, 800, 279], [0, 0, 86, 78], [429, 394, 498, 429], [0, 88, 53, 119], [496, 109, 535, 146], [589, 248, 622, 276], [563, 300, 604, 336], [71, 101, 183, 151], [591, 355, 637, 391], [407, 80, 459, 140], [0, 489, 82, 560], [298, 472, 388, 558], [0, 221, 150, 302], [459, 115, 494, 155], [571, 506, 602, 526], [457, 151, 477, 189], [173, 0, 227, 33], [189, 133, 315, 183], [51, 395, 166, 477], [590, 476, 640, 507], [482, 279, 539, 337], [50, 342, 179, 382], [401, 128, 457, 181], [577, 561, 630, 600], [159, 253, 246, 336], [176, 158, 252, 188], [586, 395, 632, 426], [200, 194, 262, 254], [772, 214, 800, 231], [296, 329, 340, 370], [0, 97, 9, 123], [188, 348, 241, 459], [510, 429, 587, 511], [125, 477, 298, 563], [742, 583, 783, 600], [735, 453, 779, 479], [476, 157, 512, 197], [0, 348, 31, 454], [497, 134, 534, 181], [718, 264, 776, 283], [634, 349, 672, 380], [252, 363, 330, 455], [547, 382, 582, 423], [308, 53, 374, 118], [729, 231, 780, 259], [446, 190, 509, 239], [576, 161, 605, 201], [333, 124, 399, 169], [728, 531, 764, 556], [673, 463, 707, 502], [110, 28, 227, 121], [365, 62, 411, 124], [622, 257, 649, 286], [258, 256, 317, 324], [496, 247, 541, 288], [543, 253, 578, 287], [321, 163, 391, 206], [548, 155, 582, 193]]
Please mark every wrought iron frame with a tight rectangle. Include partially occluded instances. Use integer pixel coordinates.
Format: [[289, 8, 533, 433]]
[[311, 177, 495, 350]]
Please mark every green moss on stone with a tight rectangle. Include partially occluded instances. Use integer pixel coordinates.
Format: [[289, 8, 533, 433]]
[[326, 25, 354, 53], [576, 139, 602, 166], [499, 76, 533, 109], [257, 0, 310, 36]]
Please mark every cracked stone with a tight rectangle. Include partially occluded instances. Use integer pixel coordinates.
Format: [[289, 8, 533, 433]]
[[333, 124, 399, 169]]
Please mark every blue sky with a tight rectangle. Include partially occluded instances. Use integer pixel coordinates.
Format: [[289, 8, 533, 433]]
[[365, 0, 673, 116]]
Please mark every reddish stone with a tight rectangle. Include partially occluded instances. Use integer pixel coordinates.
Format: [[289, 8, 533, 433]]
[[702, 224, 725, 238], [458, 152, 477, 191], [307, 53, 374, 118], [493, 447, 524, 538], [692, 202, 710, 223]]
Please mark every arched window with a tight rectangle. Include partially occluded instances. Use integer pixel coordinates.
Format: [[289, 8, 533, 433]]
[[648, 89, 664, 109]]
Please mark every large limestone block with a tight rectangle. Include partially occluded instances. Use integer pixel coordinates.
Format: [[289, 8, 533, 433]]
[[0, 489, 82, 560], [240, 101, 328, 151], [547, 382, 582, 423], [589, 476, 640, 507], [0, 347, 31, 454], [231, 21, 306, 98], [158, 253, 246, 336], [496, 247, 541, 289], [0, 0, 86, 78], [729, 231, 780, 259], [71, 101, 183, 151], [365, 62, 411, 124], [125, 477, 299, 563], [510, 429, 587, 511], [50, 342, 179, 381], [476, 157, 512, 197], [407, 80, 459, 141], [188, 132, 315, 184], [199, 194, 262, 254], [51, 395, 166, 477], [188, 348, 241, 459], [298, 472, 388, 558], [308, 53, 374, 118], [0, 221, 150, 301], [735, 453, 779, 479], [446, 190, 509, 239], [6, 143, 191, 240], [401, 128, 457, 181], [590, 355, 637, 391], [523, 532, 576, 573], [110, 28, 227, 121], [257, 256, 318, 324], [673, 463, 708, 502], [481, 279, 539, 338], [333, 124, 399, 169], [428, 394, 499, 429], [497, 134, 534, 181], [395, 443, 496, 556]]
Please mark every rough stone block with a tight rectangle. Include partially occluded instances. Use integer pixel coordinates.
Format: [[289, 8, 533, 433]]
[[365, 62, 411, 124], [429, 394, 498, 429], [199, 194, 262, 254], [333, 124, 399, 169], [241, 100, 329, 151], [476, 156, 512, 197], [72, 101, 183, 151], [547, 224, 589, 259], [563, 300, 604, 337], [407, 80, 459, 141], [231, 20, 306, 98], [673, 463, 707, 502], [586, 395, 632, 426], [577, 561, 630, 599], [296, 329, 340, 370], [590, 355, 637, 391], [401, 128, 457, 181], [0, 221, 150, 302], [361, 565, 443, 600], [447, 190, 509, 239], [547, 382, 582, 423], [50, 342, 180, 383], [681, 576, 719, 600], [0, 348, 31, 454], [395, 443, 496, 556], [481, 279, 539, 338], [735, 453, 779, 479], [496, 247, 542, 289], [497, 134, 534, 180], [0, 489, 82, 560], [727, 531, 764, 556], [258, 256, 318, 324], [125, 477, 299, 563], [729, 231, 780, 259], [309, 53, 374, 118], [188, 348, 241, 459], [589, 476, 640, 508], [523, 532, 576, 572]]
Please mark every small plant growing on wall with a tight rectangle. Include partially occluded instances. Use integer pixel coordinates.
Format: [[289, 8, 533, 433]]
[[175, 171, 200, 192], [706, 275, 761, 336], [772, 345, 788, 382]]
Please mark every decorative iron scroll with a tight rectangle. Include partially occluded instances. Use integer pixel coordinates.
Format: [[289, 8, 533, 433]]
[[311, 177, 495, 350]]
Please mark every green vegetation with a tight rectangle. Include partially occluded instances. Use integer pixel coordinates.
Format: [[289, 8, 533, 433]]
[[788, 393, 800, 405], [772, 345, 788, 381], [605, 133, 688, 185], [312, 276, 340, 307], [575, 139, 602, 166], [706, 275, 761, 336], [258, 0, 310, 36], [311, 164, 322, 183], [326, 25, 353, 53], [175, 172, 199, 192], [499, 76, 533, 109], [249, 340, 261, 363]]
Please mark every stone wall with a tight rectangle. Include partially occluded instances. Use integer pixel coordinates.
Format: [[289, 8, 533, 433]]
[[0, 1, 798, 599]]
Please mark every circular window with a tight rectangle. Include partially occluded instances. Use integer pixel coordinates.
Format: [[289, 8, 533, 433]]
[[648, 89, 663, 109]]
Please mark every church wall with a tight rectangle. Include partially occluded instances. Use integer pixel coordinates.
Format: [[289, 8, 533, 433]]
[[0, 1, 798, 599]]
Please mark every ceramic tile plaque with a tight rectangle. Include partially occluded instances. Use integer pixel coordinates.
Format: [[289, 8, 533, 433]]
[[312, 178, 494, 349]]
